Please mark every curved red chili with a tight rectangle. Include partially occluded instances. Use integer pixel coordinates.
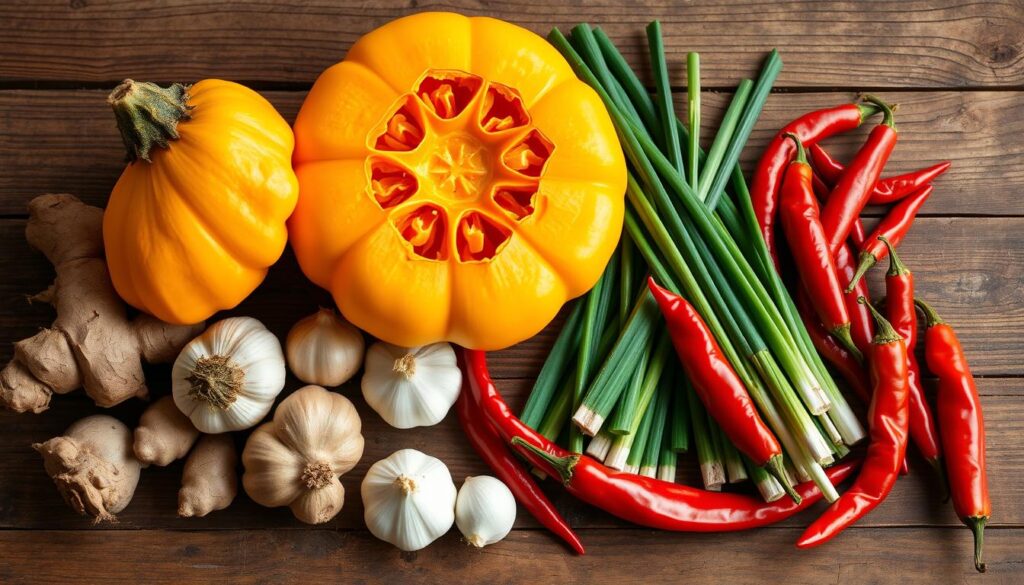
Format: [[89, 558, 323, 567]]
[[794, 288, 870, 404], [778, 134, 859, 358], [648, 278, 795, 500], [809, 144, 950, 205], [846, 185, 933, 291], [820, 96, 899, 255], [835, 242, 875, 355], [751, 102, 879, 266], [879, 238, 944, 480], [455, 387, 585, 554], [460, 348, 861, 532], [797, 300, 909, 549], [916, 299, 990, 573]]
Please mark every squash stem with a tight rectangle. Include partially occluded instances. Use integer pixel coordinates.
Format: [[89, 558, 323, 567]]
[[108, 79, 191, 162]]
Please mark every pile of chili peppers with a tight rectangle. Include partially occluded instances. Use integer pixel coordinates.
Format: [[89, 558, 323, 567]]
[[455, 92, 990, 573]]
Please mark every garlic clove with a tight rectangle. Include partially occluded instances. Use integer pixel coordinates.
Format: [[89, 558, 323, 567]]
[[286, 308, 365, 387], [289, 478, 345, 524], [455, 475, 517, 548]]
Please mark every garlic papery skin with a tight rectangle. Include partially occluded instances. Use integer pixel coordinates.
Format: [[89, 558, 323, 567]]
[[172, 317, 286, 434], [361, 449, 456, 551], [286, 308, 364, 387], [456, 475, 516, 548], [361, 342, 461, 429]]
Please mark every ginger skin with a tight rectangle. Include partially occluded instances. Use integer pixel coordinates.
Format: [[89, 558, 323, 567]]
[[0, 194, 203, 413], [178, 433, 238, 518], [134, 396, 200, 466], [34, 414, 142, 522]]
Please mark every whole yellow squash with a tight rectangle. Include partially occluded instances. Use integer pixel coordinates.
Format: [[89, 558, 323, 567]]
[[290, 12, 626, 350], [103, 79, 299, 325]]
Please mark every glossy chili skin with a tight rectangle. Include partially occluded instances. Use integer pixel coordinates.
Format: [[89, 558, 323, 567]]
[[835, 242, 875, 355], [917, 300, 990, 573], [795, 288, 870, 403], [648, 279, 781, 465], [460, 349, 861, 532], [778, 136, 857, 356], [809, 144, 950, 205], [455, 388, 585, 554], [847, 185, 933, 291], [821, 98, 898, 256], [880, 239, 943, 473], [751, 103, 877, 265], [797, 303, 909, 549]]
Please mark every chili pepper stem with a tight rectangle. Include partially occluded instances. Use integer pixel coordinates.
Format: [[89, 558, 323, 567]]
[[829, 323, 864, 362], [862, 94, 896, 130], [914, 298, 944, 327], [966, 515, 987, 572], [859, 297, 902, 343], [846, 251, 878, 293], [512, 437, 578, 486], [766, 455, 802, 504]]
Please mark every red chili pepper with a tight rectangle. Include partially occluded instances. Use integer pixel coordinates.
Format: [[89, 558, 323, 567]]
[[455, 387, 585, 554], [809, 144, 950, 206], [879, 238, 944, 480], [794, 288, 870, 404], [835, 242, 875, 355], [846, 185, 933, 291], [797, 300, 909, 549], [460, 348, 861, 532], [916, 299, 990, 573], [820, 96, 899, 256], [778, 134, 860, 359], [751, 102, 879, 266], [648, 278, 796, 500]]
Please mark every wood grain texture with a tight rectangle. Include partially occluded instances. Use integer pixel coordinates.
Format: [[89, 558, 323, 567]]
[[0, 528, 1020, 584], [0, 377, 1020, 531], [1, 1, 1022, 88], [1, 90, 1022, 215]]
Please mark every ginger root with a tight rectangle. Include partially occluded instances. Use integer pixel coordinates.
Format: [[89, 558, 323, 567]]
[[134, 395, 200, 466], [178, 433, 238, 518], [34, 414, 142, 522], [0, 194, 203, 413]]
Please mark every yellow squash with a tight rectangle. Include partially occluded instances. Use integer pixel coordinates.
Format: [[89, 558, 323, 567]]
[[104, 79, 299, 325], [291, 12, 626, 350]]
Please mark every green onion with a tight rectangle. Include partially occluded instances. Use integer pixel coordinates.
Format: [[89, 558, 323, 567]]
[[619, 237, 636, 326], [646, 22, 685, 177], [586, 429, 615, 460], [718, 425, 749, 483], [537, 378, 573, 441], [685, 51, 700, 190], [520, 303, 583, 428], [604, 341, 669, 469], [608, 347, 651, 435], [697, 79, 753, 201], [687, 384, 725, 490], [658, 425, 678, 482], [670, 372, 691, 453], [640, 378, 671, 477], [745, 454, 785, 502], [571, 255, 619, 451]]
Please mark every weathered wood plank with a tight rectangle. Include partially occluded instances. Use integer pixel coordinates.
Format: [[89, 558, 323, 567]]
[[1, 90, 1020, 215], [1, 1, 1022, 88], [2, 215, 1023, 377], [0, 527, 1020, 584], [0, 376, 1019, 530]]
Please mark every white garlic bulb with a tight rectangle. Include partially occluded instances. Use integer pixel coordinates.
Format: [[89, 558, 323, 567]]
[[455, 475, 516, 548], [361, 342, 461, 429], [361, 449, 456, 551], [286, 308, 364, 387], [172, 317, 286, 434]]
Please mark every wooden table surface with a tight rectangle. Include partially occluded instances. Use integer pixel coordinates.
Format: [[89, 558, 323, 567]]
[[1, 1, 1022, 583]]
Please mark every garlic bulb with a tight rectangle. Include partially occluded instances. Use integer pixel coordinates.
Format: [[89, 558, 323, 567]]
[[172, 317, 286, 434], [361, 342, 461, 429], [242, 385, 364, 524], [286, 308, 364, 387], [361, 449, 456, 551], [455, 475, 516, 548]]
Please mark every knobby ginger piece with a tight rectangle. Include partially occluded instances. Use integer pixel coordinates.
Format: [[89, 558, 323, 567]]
[[134, 396, 200, 466], [179, 433, 238, 518], [34, 415, 142, 522], [0, 194, 203, 413]]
